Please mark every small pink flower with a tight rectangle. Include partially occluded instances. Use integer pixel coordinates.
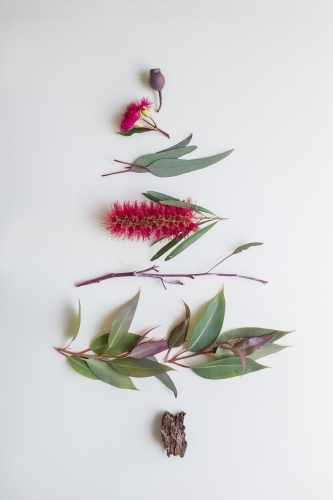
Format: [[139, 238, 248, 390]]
[[120, 98, 152, 132]]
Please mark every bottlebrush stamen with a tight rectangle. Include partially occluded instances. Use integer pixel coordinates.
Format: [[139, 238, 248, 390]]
[[103, 201, 199, 241]]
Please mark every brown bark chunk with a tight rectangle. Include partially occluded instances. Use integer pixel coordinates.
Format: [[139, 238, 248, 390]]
[[161, 411, 187, 457]]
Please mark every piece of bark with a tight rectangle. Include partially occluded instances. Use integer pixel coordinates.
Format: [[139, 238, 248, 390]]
[[161, 411, 187, 457]]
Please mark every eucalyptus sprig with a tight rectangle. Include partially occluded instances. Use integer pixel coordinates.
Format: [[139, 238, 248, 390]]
[[102, 134, 233, 178], [57, 289, 292, 397]]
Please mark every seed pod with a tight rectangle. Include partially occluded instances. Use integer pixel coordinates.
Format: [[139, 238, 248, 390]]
[[149, 68, 165, 112]]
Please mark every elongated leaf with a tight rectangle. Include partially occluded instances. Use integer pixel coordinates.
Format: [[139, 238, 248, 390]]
[[130, 340, 168, 359], [165, 222, 217, 261], [148, 150, 234, 177], [160, 200, 216, 216], [157, 134, 193, 153], [148, 356, 177, 398], [234, 332, 276, 356], [111, 358, 174, 378], [86, 359, 137, 390], [214, 348, 236, 359], [168, 301, 191, 348], [132, 146, 197, 173], [218, 327, 292, 344], [248, 343, 288, 361], [117, 128, 154, 136], [192, 357, 266, 380], [188, 289, 226, 352], [143, 191, 179, 203], [232, 242, 263, 255], [108, 290, 140, 348], [69, 299, 81, 344], [272, 330, 294, 342], [68, 356, 99, 380], [151, 236, 184, 261], [91, 333, 140, 356]]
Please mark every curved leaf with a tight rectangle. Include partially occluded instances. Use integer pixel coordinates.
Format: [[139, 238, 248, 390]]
[[248, 343, 288, 361], [108, 290, 140, 348], [132, 146, 197, 172], [168, 301, 191, 348], [69, 299, 81, 344], [218, 327, 292, 344], [130, 340, 168, 359], [91, 333, 140, 357], [68, 356, 98, 380], [188, 289, 225, 352], [157, 134, 193, 153], [232, 242, 263, 255], [86, 359, 137, 390], [192, 357, 266, 380], [165, 222, 218, 261], [160, 200, 216, 216], [117, 128, 154, 136], [151, 236, 184, 261], [143, 191, 179, 203], [234, 332, 276, 356], [148, 356, 177, 397], [148, 150, 234, 177], [111, 358, 174, 378]]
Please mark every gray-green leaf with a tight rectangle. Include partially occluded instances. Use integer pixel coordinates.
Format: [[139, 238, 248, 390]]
[[147, 150, 234, 177], [248, 343, 288, 360], [168, 301, 191, 348], [142, 191, 179, 203], [70, 299, 81, 344], [151, 236, 184, 261], [188, 289, 226, 352], [108, 290, 140, 348], [157, 134, 193, 153], [165, 223, 217, 261], [132, 146, 197, 173], [232, 242, 263, 255], [86, 359, 137, 390], [111, 358, 174, 378], [160, 200, 216, 216], [68, 356, 99, 380], [91, 333, 140, 357], [218, 327, 292, 344], [117, 128, 154, 136], [148, 356, 177, 398], [192, 357, 266, 380]]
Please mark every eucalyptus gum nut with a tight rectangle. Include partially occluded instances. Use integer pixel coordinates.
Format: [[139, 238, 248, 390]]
[[149, 68, 165, 112]]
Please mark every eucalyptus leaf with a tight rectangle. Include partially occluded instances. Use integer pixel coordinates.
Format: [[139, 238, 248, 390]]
[[68, 356, 99, 380], [111, 358, 174, 378], [117, 128, 154, 136], [132, 146, 197, 173], [86, 359, 137, 390], [188, 289, 226, 352], [234, 332, 276, 356], [218, 327, 292, 344], [248, 343, 288, 361], [168, 301, 191, 348], [147, 150, 234, 177], [157, 134, 193, 153], [108, 290, 140, 348], [148, 356, 177, 398], [91, 333, 140, 356], [192, 357, 266, 380], [232, 242, 263, 255], [160, 200, 216, 216], [151, 236, 184, 261], [130, 340, 168, 359], [272, 330, 294, 342], [70, 299, 81, 344], [165, 222, 217, 261]]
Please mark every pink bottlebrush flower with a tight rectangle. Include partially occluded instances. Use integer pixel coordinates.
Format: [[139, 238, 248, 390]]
[[103, 201, 199, 242], [120, 98, 152, 132]]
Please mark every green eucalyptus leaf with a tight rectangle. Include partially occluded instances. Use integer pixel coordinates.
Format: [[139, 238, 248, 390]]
[[272, 330, 294, 342], [70, 299, 81, 343], [157, 134, 193, 153], [165, 222, 217, 261], [86, 359, 137, 390], [218, 327, 292, 344], [248, 343, 288, 361], [150, 236, 184, 261], [168, 301, 191, 348], [232, 242, 263, 255], [108, 290, 140, 348], [132, 146, 197, 173], [117, 128, 154, 136], [147, 150, 234, 177], [110, 358, 174, 378], [68, 356, 99, 380], [148, 356, 177, 398], [91, 333, 140, 356], [188, 289, 226, 352], [192, 357, 266, 380], [142, 191, 179, 203], [160, 200, 216, 216]]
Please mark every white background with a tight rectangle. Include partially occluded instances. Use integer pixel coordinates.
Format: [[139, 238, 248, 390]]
[[1, 1, 333, 499]]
